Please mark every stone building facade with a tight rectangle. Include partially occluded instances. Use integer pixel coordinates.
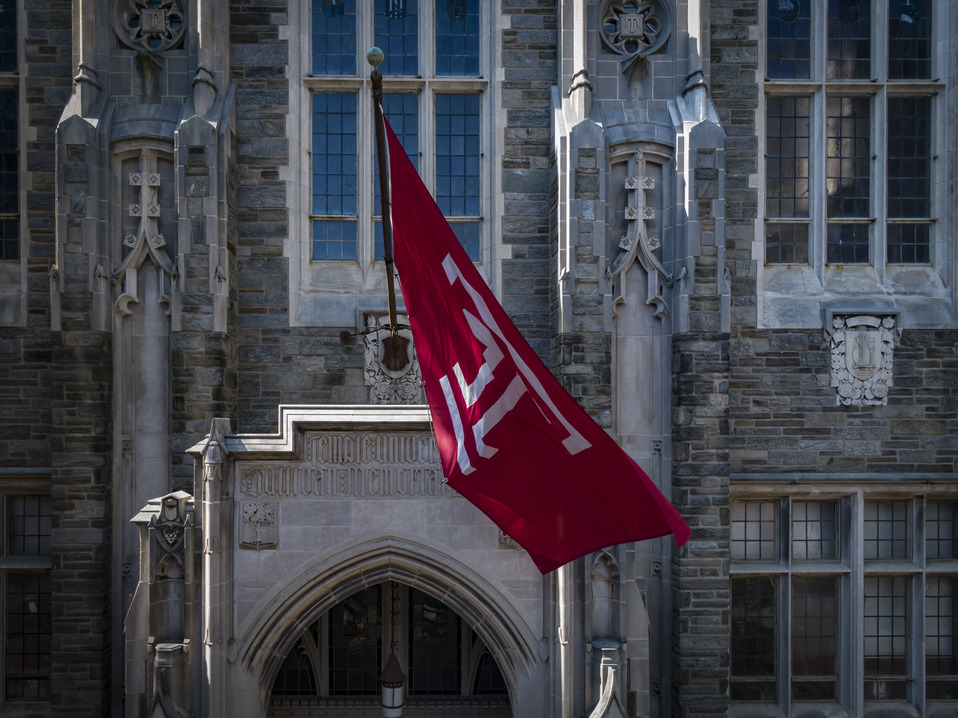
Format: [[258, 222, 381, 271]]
[[0, 1, 955, 717]]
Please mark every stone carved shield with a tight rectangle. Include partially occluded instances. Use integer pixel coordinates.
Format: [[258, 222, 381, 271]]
[[828, 314, 898, 406]]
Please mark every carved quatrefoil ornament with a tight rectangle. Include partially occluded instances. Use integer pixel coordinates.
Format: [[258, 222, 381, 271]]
[[600, 0, 672, 70], [114, 0, 186, 53]]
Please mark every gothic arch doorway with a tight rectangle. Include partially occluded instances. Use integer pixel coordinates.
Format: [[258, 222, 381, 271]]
[[267, 580, 512, 717]]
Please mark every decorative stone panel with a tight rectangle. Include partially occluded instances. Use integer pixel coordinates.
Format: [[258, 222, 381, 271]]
[[826, 313, 901, 406]]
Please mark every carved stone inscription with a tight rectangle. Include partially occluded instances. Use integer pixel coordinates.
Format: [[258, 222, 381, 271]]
[[237, 431, 451, 500]]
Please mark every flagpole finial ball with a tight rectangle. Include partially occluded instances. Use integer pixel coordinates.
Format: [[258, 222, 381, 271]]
[[367, 47, 384, 68]]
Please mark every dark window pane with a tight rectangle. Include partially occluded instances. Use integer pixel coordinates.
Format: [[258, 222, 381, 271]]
[[792, 502, 838, 561], [765, 223, 809, 264], [374, 0, 418, 76], [826, 223, 869, 263], [887, 96, 931, 220], [826, 96, 871, 220], [328, 586, 381, 694], [5, 572, 52, 701], [827, 0, 871, 80], [436, 0, 480, 76], [435, 94, 481, 217], [731, 576, 777, 702], [792, 576, 838, 700], [864, 501, 909, 560], [0, 88, 17, 260], [887, 224, 930, 263], [408, 587, 461, 694], [926, 576, 958, 701], [767, 0, 811, 79], [312, 219, 357, 261], [731, 501, 778, 560], [864, 576, 909, 700], [311, 0, 357, 75], [766, 97, 810, 219], [926, 502, 958, 559], [7, 496, 52, 557], [0, 217, 18, 261], [312, 92, 357, 223], [472, 652, 507, 695], [272, 637, 318, 696], [889, 0, 932, 80], [0, 3, 15, 74]]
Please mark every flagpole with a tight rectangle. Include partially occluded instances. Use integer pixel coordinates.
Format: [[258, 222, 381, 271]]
[[368, 47, 400, 344]]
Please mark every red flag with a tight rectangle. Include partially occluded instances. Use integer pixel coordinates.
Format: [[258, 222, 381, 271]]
[[385, 118, 690, 573]]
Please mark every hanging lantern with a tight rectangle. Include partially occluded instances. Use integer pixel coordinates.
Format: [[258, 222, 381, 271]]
[[778, 0, 799, 23], [324, 0, 345, 17], [380, 649, 406, 717], [446, 0, 467, 22], [385, 0, 406, 20]]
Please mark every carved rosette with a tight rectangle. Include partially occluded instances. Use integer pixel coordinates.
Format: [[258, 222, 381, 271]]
[[114, 0, 186, 53], [827, 314, 900, 406], [600, 0, 672, 67], [363, 314, 424, 405]]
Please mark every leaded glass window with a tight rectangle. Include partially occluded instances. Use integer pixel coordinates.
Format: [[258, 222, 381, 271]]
[[731, 501, 778, 561], [731, 492, 958, 713], [2, 492, 52, 704], [864, 576, 909, 699], [764, 0, 939, 269], [926, 576, 958, 700], [308, 0, 485, 267], [792, 576, 838, 700], [731, 576, 777, 702]]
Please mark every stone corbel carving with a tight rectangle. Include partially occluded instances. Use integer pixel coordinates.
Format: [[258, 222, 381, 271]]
[[825, 311, 901, 406], [608, 150, 670, 319]]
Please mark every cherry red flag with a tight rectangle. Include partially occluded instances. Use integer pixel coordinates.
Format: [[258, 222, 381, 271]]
[[385, 118, 690, 573]]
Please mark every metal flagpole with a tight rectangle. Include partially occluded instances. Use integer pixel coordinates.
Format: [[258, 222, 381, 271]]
[[368, 48, 401, 348]]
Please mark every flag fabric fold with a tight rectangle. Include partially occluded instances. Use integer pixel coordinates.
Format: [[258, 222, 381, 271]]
[[384, 116, 690, 573]]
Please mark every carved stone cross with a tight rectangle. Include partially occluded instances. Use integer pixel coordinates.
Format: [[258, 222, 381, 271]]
[[126, 151, 165, 250]]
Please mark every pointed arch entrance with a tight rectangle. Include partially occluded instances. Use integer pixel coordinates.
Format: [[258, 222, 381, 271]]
[[236, 536, 537, 718]]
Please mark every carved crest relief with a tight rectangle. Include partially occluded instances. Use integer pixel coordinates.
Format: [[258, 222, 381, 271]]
[[114, 0, 186, 53], [363, 314, 424, 405], [827, 314, 900, 406], [239, 501, 278, 550], [600, 0, 672, 72]]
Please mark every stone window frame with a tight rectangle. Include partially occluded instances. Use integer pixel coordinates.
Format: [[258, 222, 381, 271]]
[[0, 0, 24, 326], [0, 479, 52, 713], [755, 0, 957, 330], [287, 0, 498, 328], [729, 483, 958, 717]]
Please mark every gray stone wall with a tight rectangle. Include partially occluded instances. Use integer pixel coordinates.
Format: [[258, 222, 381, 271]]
[[729, 329, 958, 474], [501, 0, 557, 361], [0, 0, 71, 466]]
